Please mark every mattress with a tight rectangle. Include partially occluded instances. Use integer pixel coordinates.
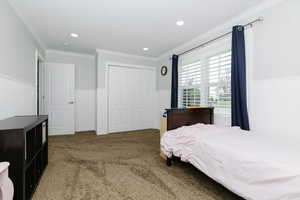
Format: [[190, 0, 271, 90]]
[[161, 124, 300, 200]]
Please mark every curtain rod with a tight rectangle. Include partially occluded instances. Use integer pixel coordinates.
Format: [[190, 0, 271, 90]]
[[171, 17, 264, 58]]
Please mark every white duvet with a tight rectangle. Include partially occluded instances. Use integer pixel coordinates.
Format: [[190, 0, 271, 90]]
[[161, 124, 300, 200]]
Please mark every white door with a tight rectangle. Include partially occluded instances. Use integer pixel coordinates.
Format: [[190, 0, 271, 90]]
[[45, 63, 75, 135], [108, 65, 156, 133], [38, 60, 46, 115]]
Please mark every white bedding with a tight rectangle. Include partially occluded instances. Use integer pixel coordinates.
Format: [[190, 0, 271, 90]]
[[161, 124, 300, 200]]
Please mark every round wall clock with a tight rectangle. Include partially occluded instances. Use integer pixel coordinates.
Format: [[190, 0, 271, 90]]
[[161, 66, 168, 76]]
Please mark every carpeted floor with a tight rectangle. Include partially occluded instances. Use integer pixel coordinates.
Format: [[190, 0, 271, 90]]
[[33, 130, 243, 200]]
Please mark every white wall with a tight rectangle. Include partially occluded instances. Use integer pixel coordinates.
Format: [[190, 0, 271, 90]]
[[156, 0, 300, 137], [46, 50, 96, 132], [156, 58, 172, 116], [96, 49, 158, 134], [248, 0, 300, 136], [0, 0, 45, 120]]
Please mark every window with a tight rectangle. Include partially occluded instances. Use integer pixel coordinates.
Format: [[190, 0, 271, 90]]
[[179, 51, 231, 125]]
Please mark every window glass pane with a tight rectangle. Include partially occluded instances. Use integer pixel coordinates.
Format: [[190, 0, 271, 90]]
[[181, 88, 201, 107], [179, 50, 231, 126]]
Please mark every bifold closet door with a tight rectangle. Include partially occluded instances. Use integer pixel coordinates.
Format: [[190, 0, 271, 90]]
[[108, 65, 156, 133]]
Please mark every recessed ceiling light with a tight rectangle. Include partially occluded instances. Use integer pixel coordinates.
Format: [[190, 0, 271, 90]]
[[70, 33, 79, 38], [143, 47, 149, 51], [176, 20, 185, 26]]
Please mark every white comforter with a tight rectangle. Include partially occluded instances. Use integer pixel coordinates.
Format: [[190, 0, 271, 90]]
[[161, 124, 300, 200]]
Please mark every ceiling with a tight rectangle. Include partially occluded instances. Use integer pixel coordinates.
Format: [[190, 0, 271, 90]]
[[9, 0, 265, 57]]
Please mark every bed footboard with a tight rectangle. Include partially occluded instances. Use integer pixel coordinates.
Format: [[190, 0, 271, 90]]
[[166, 107, 214, 131]]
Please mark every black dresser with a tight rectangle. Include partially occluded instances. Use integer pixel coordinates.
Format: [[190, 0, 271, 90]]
[[0, 115, 48, 200]]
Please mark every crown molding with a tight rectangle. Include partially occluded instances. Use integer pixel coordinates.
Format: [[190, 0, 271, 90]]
[[96, 49, 158, 62], [157, 0, 286, 61], [46, 49, 96, 59], [7, 1, 47, 51]]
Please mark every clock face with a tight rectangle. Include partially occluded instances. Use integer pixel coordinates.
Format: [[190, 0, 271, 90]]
[[161, 66, 168, 76]]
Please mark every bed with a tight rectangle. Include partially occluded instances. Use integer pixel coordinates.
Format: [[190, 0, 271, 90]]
[[161, 124, 300, 200]]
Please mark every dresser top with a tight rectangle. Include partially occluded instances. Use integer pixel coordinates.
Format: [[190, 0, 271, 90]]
[[0, 115, 48, 132]]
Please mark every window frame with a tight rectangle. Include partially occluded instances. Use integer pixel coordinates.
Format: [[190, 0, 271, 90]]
[[178, 45, 232, 121]]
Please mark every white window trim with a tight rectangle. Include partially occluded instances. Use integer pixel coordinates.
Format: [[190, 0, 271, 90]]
[[178, 38, 232, 126]]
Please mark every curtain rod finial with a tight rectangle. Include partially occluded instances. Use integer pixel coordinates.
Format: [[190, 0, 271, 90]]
[[258, 16, 264, 22]]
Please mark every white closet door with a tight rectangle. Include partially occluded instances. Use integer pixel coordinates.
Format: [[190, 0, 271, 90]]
[[108, 65, 156, 133]]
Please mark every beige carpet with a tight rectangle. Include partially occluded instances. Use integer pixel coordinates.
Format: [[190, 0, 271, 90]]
[[33, 130, 243, 200]]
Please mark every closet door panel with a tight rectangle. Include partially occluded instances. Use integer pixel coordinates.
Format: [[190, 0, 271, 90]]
[[108, 65, 156, 133]]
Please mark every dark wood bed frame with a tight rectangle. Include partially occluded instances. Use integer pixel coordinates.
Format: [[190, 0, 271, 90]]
[[165, 107, 214, 166]]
